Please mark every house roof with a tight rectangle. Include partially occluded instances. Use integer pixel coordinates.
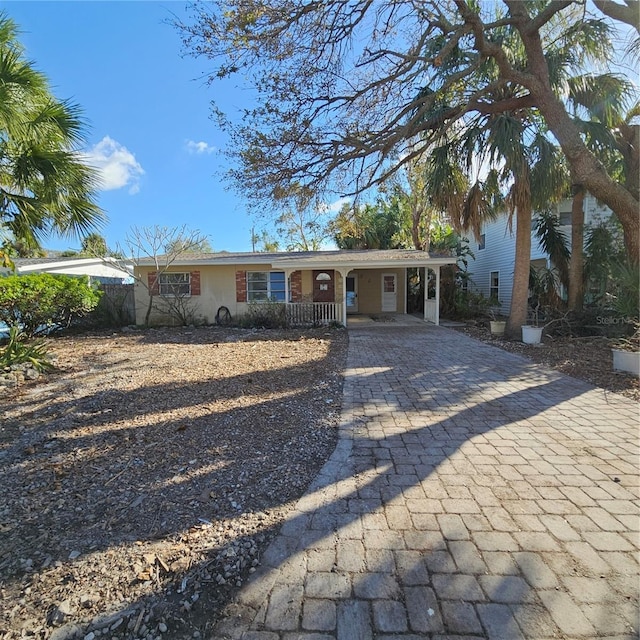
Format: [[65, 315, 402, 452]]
[[10, 257, 133, 280], [137, 249, 457, 271]]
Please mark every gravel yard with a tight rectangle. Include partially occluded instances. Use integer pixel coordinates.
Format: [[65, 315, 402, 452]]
[[453, 324, 639, 402], [0, 326, 347, 640]]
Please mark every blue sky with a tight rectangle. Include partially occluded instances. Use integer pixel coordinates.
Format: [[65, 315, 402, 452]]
[[3, 2, 636, 255], [2, 1, 268, 253]]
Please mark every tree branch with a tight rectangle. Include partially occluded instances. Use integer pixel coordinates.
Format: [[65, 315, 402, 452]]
[[593, 0, 640, 31]]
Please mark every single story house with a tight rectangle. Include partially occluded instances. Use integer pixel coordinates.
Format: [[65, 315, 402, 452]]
[[133, 249, 456, 327]]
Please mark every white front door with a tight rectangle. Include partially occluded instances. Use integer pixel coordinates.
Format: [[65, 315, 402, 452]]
[[381, 273, 397, 312]]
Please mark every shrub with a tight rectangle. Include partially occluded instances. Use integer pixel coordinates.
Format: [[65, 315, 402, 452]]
[[0, 327, 54, 372], [238, 301, 289, 329], [0, 273, 102, 338]]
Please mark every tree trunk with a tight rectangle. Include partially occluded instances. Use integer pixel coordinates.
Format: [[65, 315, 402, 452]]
[[412, 212, 425, 251], [144, 295, 154, 326], [568, 187, 585, 311], [535, 95, 638, 264], [506, 183, 532, 339]]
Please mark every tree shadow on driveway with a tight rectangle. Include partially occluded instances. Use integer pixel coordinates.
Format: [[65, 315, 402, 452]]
[[212, 324, 639, 639]]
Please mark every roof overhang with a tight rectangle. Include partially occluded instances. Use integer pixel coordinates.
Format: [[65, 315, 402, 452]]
[[136, 250, 457, 271], [13, 257, 133, 280]]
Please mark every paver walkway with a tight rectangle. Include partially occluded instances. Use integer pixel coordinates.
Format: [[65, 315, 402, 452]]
[[214, 324, 639, 640]]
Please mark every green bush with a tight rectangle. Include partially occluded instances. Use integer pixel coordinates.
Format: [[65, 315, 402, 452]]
[[0, 327, 54, 372], [0, 273, 102, 338]]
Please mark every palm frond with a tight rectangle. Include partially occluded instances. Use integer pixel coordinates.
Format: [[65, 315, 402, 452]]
[[533, 209, 570, 288]]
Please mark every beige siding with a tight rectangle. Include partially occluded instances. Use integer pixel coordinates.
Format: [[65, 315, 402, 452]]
[[351, 269, 405, 314], [134, 264, 404, 325], [335, 273, 344, 301], [300, 270, 313, 301], [135, 264, 240, 325]]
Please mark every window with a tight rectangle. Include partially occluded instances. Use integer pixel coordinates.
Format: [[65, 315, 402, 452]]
[[247, 271, 286, 302], [559, 211, 572, 226], [490, 271, 499, 302], [159, 272, 190, 296], [478, 233, 486, 250]]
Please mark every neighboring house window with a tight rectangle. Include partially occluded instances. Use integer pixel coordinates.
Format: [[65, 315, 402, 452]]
[[247, 271, 286, 302], [559, 211, 572, 226], [478, 233, 486, 250], [490, 271, 499, 302], [159, 272, 191, 296]]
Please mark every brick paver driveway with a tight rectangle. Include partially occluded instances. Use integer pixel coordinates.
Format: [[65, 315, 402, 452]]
[[215, 323, 639, 639]]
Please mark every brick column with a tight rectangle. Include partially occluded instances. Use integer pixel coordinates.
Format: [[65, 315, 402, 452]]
[[290, 270, 302, 302], [236, 270, 247, 302], [190, 271, 201, 296]]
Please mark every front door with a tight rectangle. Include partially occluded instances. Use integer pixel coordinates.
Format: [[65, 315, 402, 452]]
[[381, 273, 397, 312], [313, 270, 335, 302], [346, 275, 358, 313]]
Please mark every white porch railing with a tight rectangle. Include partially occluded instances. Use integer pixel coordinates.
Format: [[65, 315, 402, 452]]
[[286, 302, 343, 326], [424, 299, 438, 324]]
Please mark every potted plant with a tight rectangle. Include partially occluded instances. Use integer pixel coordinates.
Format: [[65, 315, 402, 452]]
[[521, 301, 544, 344], [611, 321, 640, 376], [488, 302, 506, 336]]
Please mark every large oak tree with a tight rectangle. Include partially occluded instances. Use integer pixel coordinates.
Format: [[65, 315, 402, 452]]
[[180, 1, 638, 263]]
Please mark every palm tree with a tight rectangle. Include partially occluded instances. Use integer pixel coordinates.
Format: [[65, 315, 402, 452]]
[[487, 115, 567, 335], [417, 11, 620, 334], [330, 200, 402, 249], [0, 13, 104, 261]]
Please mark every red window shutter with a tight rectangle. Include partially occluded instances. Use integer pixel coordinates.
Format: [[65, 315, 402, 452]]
[[236, 270, 247, 302], [148, 271, 159, 295], [190, 271, 201, 296]]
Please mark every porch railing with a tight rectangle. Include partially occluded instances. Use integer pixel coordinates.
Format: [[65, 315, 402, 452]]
[[286, 302, 343, 326], [424, 299, 438, 324]]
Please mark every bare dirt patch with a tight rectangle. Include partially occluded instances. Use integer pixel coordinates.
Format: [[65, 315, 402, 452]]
[[454, 324, 639, 402], [0, 326, 347, 639]]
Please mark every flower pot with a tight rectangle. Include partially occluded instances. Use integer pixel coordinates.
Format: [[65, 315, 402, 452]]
[[521, 325, 543, 344], [612, 349, 640, 376], [490, 320, 506, 336]]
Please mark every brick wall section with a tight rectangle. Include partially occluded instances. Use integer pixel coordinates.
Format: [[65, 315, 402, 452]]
[[236, 270, 247, 302], [147, 271, 159, 295], [190, 271, 201, 296], [290, 270, 302, 302]]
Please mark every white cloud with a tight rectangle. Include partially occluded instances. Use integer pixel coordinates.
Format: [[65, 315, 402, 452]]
[[319, 197, 351, 214], [185, 139, 216, 155], [84, 136, 144, 194]]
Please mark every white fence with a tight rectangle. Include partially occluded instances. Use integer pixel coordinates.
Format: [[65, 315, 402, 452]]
[[286, 302, 343, 326]]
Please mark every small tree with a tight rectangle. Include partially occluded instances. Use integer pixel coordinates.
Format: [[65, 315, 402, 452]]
[[121, 225, 210, 326], [251, 227, 280, 252], [0, 273, 102, 337], [80, 233, 109, 257], [164, 235, 213, 254], [274, 205, 331, 251]]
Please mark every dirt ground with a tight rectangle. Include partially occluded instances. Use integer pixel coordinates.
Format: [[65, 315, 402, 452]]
[[0, 326, 347, 640], [1, 322, 637, 640], [453, 323, 639, 402]]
